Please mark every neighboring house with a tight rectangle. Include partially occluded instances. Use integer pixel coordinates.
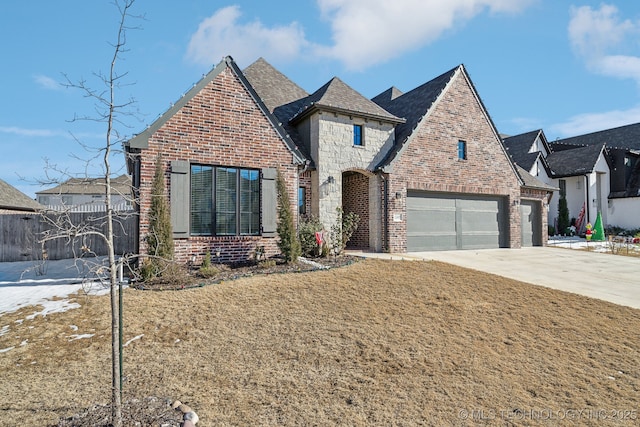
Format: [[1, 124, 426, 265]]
[[552, 123, 640, 230], [0, 179, 43, 213], [125, 56, 551, 264], [504, 124, 638, 232], [36, 175, 133, 212]]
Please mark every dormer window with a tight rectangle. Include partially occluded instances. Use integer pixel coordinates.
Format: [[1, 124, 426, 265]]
[[353, 124, 363, 146]]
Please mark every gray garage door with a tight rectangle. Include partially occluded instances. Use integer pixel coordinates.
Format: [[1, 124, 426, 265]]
[[521, 200, 542, 247], [406, 191, 507, 251]]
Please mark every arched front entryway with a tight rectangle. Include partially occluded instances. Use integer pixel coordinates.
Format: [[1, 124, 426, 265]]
[[342, 170, 372, 250]]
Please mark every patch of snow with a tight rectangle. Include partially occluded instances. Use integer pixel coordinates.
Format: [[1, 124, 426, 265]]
[[0, 346, 15, 353], [124, 334, 144, 347], [25, 300, 82, 320], [298, 257, 329, 269], [69, 325, 78, 331], [0, 325, 9, 337], [68, 333, 95, 341], [20, 340, 28, 346], [0, 257, 119, 321]]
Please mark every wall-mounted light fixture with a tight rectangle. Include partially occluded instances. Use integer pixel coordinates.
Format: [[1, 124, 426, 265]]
[[395, 191, 402, 199], [327, 175, 335, 184]]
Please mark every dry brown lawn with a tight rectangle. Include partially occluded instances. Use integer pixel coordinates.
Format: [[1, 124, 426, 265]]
[[1, 259, 639, 426]]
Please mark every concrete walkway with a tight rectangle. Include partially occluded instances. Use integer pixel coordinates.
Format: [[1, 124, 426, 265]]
[[349, 247, 640, 310]]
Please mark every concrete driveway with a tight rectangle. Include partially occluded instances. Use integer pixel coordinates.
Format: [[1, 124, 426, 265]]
[[354, 247, 640, 310]]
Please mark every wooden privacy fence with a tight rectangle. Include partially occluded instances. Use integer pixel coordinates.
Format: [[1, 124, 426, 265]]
[[0, 212, 137, 262]]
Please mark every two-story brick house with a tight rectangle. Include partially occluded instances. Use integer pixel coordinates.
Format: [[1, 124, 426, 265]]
[[126, 56, 550, 264]]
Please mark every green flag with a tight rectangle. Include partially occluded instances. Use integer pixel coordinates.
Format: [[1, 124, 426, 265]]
[[592, 211, 605, 241]]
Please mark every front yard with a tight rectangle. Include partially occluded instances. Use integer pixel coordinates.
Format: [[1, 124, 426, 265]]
[[1, 258, 638, 426]]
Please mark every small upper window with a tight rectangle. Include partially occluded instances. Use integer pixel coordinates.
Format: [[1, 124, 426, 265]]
[[298, 187, 306, 215], [457, 140, 467, 160], [353, 124, 363, 146]]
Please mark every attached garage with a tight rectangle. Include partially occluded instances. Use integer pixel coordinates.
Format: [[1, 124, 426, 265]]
[[520, 199, 542, 247], [406, 191, 508, 251]]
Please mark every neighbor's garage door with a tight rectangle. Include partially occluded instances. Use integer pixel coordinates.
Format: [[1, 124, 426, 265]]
[[406, 191, 506, 251]]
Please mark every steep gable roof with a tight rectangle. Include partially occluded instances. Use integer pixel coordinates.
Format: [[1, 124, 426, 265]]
[[373, 66, 458, 155], [126, 56, 306, 164], [243, 58, 309, 113], [502, 129, 553, 171], [553, 122, 640, 150], [243, 58, 311, 165], [0, 179, 42, 212], [290, 77, 405, 125], [546, 142, 607, 177]]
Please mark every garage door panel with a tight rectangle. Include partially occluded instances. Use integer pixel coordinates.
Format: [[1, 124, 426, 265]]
[[408, 209, 456, 232], [460, 210, 499, 232], [406, 192, 505, 251], [407, 233, 457, 251], [520, 200, 541, 247]]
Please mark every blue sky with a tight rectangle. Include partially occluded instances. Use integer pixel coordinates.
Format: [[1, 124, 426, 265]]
[[3, 0, 640, 198]]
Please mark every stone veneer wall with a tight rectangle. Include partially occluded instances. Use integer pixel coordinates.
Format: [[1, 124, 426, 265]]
[[304, 112, 395, 245], [136, 66, 299, 264]]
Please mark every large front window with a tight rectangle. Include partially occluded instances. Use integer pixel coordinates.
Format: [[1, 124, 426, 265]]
[[190, 165, 260, 236]]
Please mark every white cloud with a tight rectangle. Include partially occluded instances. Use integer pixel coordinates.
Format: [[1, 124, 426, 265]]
[[0, 126, 59, 137], [568, 4, 640, 84], [33, 74, 62, 91], [315, 0, 534, 70], [185, 5, 308, 67], [186, 1, 534, 71], [549, 105, 640, 137]]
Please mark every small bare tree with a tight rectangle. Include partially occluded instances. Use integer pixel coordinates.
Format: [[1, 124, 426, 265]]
[[39, 1, 141, 425]]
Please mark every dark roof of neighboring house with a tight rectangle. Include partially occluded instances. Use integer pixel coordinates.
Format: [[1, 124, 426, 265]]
[[0, 179, 42, 212], [36, 174, 132, 195], [515, 165, 557, 192], [502, 130, 544, 170], [126, 56, 307, 165], [552, 121, 640, 150], [289, 77, 405, 125], [546, 142, 607, 177]]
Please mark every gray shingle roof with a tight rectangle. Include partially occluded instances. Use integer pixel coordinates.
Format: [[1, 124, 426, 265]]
[[36, 175, 131, 196], [243, 58, 309, 114], [515, 165, 557, 192], [546, 142, 606, 177], [372, 65, 460, 169], [502, 130, 543, 170], [243, 58, 312, 165], [553, 122, 640, 150], [290, 77, 405, 125], [371, 86, 404, 105], [0, 179, 42, 212]]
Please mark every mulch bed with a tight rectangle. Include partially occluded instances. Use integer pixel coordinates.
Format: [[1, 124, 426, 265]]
[[130, 255, 360, 291]]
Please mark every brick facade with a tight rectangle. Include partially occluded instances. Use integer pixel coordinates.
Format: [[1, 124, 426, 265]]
[[342, 171, 370, 249], [384, 70, 522, 252], [133, 64, 300, 264]]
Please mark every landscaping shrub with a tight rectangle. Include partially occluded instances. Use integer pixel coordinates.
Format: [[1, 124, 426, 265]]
[[298, 216, 325, 257]]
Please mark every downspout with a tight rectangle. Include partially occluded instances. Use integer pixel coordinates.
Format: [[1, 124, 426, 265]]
[[380, 172, 389, 252], [584, 174, 590, 223]]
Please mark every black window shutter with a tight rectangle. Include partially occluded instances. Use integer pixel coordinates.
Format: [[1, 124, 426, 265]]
[[170, 160, 190, 238], [261, 168, 277, 237]]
